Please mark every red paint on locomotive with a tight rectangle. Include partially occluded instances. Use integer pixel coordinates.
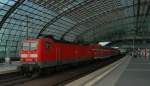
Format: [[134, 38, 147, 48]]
[[20, 37, 120, 69]]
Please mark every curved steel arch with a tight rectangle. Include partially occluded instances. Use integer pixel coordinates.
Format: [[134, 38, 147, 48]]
[[0, 0, 25, 29], [0, 0, 25, 58], [36, 0, 95, 38], [137, 0, 150, 32], [83, 22, 137, 42], [74, 14, 150, 42], [74, 16, 136, 41], [88, 21, 150, 42], [60, 1, 148, 40]]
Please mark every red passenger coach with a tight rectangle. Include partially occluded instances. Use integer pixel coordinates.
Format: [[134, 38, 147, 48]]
[[19, 36, 120, 75]]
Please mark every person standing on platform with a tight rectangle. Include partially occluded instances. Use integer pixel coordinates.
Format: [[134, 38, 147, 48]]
[[143, 48, 148, 60]]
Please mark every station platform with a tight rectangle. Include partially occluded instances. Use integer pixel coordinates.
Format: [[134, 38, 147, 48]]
[[115, 56, 150, 86], [66, 55, 150, 86], [0, 61, 20, 74]]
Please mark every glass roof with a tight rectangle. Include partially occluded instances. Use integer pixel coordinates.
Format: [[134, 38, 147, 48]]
[[0, 0, 149, 58]]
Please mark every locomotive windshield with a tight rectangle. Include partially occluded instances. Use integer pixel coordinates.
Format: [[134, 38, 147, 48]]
[[23, 42, 37, 50]]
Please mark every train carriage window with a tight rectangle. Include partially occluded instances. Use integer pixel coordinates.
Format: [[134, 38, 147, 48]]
[[45, 42, 50, 48]]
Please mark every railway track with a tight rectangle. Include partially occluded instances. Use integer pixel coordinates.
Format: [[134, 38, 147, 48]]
[[0, 72, 37, 86], [0, 72, 20, 81]]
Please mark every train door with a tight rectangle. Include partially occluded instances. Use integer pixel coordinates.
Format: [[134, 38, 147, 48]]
[[56, 47, 61, 65], [44, 41, 51, 61]]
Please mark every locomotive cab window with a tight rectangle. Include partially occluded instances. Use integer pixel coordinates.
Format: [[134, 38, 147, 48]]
[[45, 42, 50, 48], [23, 42, 38, 50]]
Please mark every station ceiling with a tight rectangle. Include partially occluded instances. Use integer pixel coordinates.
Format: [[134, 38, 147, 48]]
[[0, 0, 150, 57]]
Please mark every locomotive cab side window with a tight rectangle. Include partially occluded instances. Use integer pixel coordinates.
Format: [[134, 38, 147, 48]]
[[45, 42, 50, 48]]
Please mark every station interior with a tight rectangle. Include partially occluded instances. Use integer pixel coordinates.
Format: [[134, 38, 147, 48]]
[[0, 0, 150, 86]]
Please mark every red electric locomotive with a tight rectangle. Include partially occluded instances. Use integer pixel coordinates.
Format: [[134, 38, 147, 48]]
[[19, 36, 120, 75]]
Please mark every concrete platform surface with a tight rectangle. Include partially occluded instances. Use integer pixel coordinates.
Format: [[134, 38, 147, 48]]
[[68, 55, 150, 86], [115, 56, 150, 86], [93, 55, 131, 86], [66, 55, 129, 86]]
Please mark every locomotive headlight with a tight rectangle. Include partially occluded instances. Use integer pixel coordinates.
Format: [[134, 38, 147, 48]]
[[30, 54, 38, 58], [21, 54, 27, 58]]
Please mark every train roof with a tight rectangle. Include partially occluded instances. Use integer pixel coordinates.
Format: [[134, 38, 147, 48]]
[[23, 35, 102, 47], [38, 34, 91, 45]]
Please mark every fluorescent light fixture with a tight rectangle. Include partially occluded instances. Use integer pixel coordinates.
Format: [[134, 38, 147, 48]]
[[112, 47, 119, 49], [98, 42, 110, 46]]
